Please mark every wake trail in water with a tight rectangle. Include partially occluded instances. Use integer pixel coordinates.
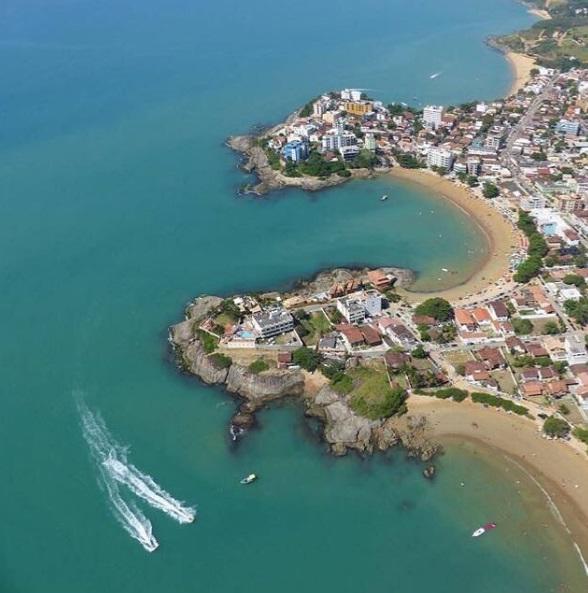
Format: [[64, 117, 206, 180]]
[[79, 401, 159, 552], [104, 456, 195, 524], [78, 399, 196, 551]]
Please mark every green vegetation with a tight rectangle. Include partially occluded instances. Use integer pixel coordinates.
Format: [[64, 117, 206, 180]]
[[292, 347, 322, 372], [298, 150, 347, 177], [348, 149, 379, 169], [349, 370, 407, 420], [428, 387, 469, 402], [415, 298, 453, 322], [299, 97, 319, 117], [248, 358, 270, 374], [265, 147, 281, 170], [512, 317, 534, 335], [330, 372, 353, 395], [209, 353, 232, 369], [320, 359, 346, 380], [396, 152, 424, 169], [543, 416, 571, 438], [515, 210, 547, 283], [411, 345, 428, 359], [514, 255, 543, 283], [573, 426, 588, 448], [563, 273, 586, 288], [496, 4, 588, 70], [482, 182, 500, 199], [558, 403, 571, 415], [296, 311, 331, 345], [283, 161, 302, 177], [434, 323, 457, 344], [564, 297, 588, 325], [197, 329, 219, 353], [471, 392, 528, 415], [543, 320, 561, 335]]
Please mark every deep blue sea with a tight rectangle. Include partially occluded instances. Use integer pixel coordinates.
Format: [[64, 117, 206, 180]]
[[1, 1, 586, 591]]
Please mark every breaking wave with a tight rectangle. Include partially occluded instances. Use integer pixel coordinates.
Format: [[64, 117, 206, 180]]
[[78, 398, 195, 551]]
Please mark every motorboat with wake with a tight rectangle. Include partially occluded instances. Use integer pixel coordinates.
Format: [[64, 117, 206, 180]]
[[472, 522, 497, 537]]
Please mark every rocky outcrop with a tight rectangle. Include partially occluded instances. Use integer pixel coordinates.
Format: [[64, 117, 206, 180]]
[[185, 295, 223, 322], [226, 364, 304, 403], [305, 386, 397, 456], [228, 135, 386, 196], [304, 386, 442, 461], [181, 340, 229, 385], [170, 296, 441, 464], [285, 266, 416, 296]]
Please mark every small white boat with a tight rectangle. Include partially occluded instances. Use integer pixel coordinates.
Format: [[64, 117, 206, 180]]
[[430, 71, 442, 80], [380, 194, 388, 201], [240, 473, 257, 485], [472, 522, 497, 537], [441, 268, 449, 273]]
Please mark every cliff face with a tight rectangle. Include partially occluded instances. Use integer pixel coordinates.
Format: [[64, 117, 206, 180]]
[[183, 340, 230, 385], [226, 364, 305, 402]]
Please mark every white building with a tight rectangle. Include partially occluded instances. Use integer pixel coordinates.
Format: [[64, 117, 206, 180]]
[[252, 308, 294, 339], [427, 147, 454, 170], [521, 194, 546, 210], [364, 132, 377, 151], [565, 332, 588, 366], [337, 297, 366, 324], [364, 292, 382, 317], [423, 105, 444, 130], [340, 89, 363, 102], [322, 130, 357, 152]]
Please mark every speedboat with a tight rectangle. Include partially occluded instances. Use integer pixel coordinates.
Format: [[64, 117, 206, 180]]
[[380, 194, 388, 201], [240, 473, 257, 485], [472, 522, 497, 537]]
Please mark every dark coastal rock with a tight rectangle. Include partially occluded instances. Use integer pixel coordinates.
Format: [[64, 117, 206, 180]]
[[231, 412, 255, 429], [423, 465, 436, 479]]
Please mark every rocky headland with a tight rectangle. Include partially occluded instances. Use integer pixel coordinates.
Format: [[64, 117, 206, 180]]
[[228, 134, 386, 195], [169, 288, 441, 462]]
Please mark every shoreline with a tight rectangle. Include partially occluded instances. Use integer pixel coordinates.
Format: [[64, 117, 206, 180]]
[[408, 395, 588, 562], [387, 167, 521, 303], [505, 51, 537, 96]]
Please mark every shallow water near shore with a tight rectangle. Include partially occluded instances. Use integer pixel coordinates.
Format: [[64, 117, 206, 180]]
[[3, 0, 587, 591]]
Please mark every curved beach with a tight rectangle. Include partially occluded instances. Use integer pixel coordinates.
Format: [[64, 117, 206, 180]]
[[388, 168, 520, 303], [408, 396, 588, 561], [506, 51, 537, 96]]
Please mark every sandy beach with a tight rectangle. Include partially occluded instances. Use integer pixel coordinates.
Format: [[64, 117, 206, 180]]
[[388, 168, 521, 303], [408, 395, 588, 560], [506, 51, 537, 96]]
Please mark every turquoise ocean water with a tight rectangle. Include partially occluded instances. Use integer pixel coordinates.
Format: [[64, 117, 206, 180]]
[[1, 0, 586, 591]]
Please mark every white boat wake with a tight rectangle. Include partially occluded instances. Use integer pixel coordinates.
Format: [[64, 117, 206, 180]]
[[78, 400, 195, 552], [104, 455, 195, 524]]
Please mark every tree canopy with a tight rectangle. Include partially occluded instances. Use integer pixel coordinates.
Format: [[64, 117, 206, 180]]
[[482, 182, 499, 199], [415, 298, 453, 321], [543, 416, 570, 439], [292, 347, 322, 372]]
